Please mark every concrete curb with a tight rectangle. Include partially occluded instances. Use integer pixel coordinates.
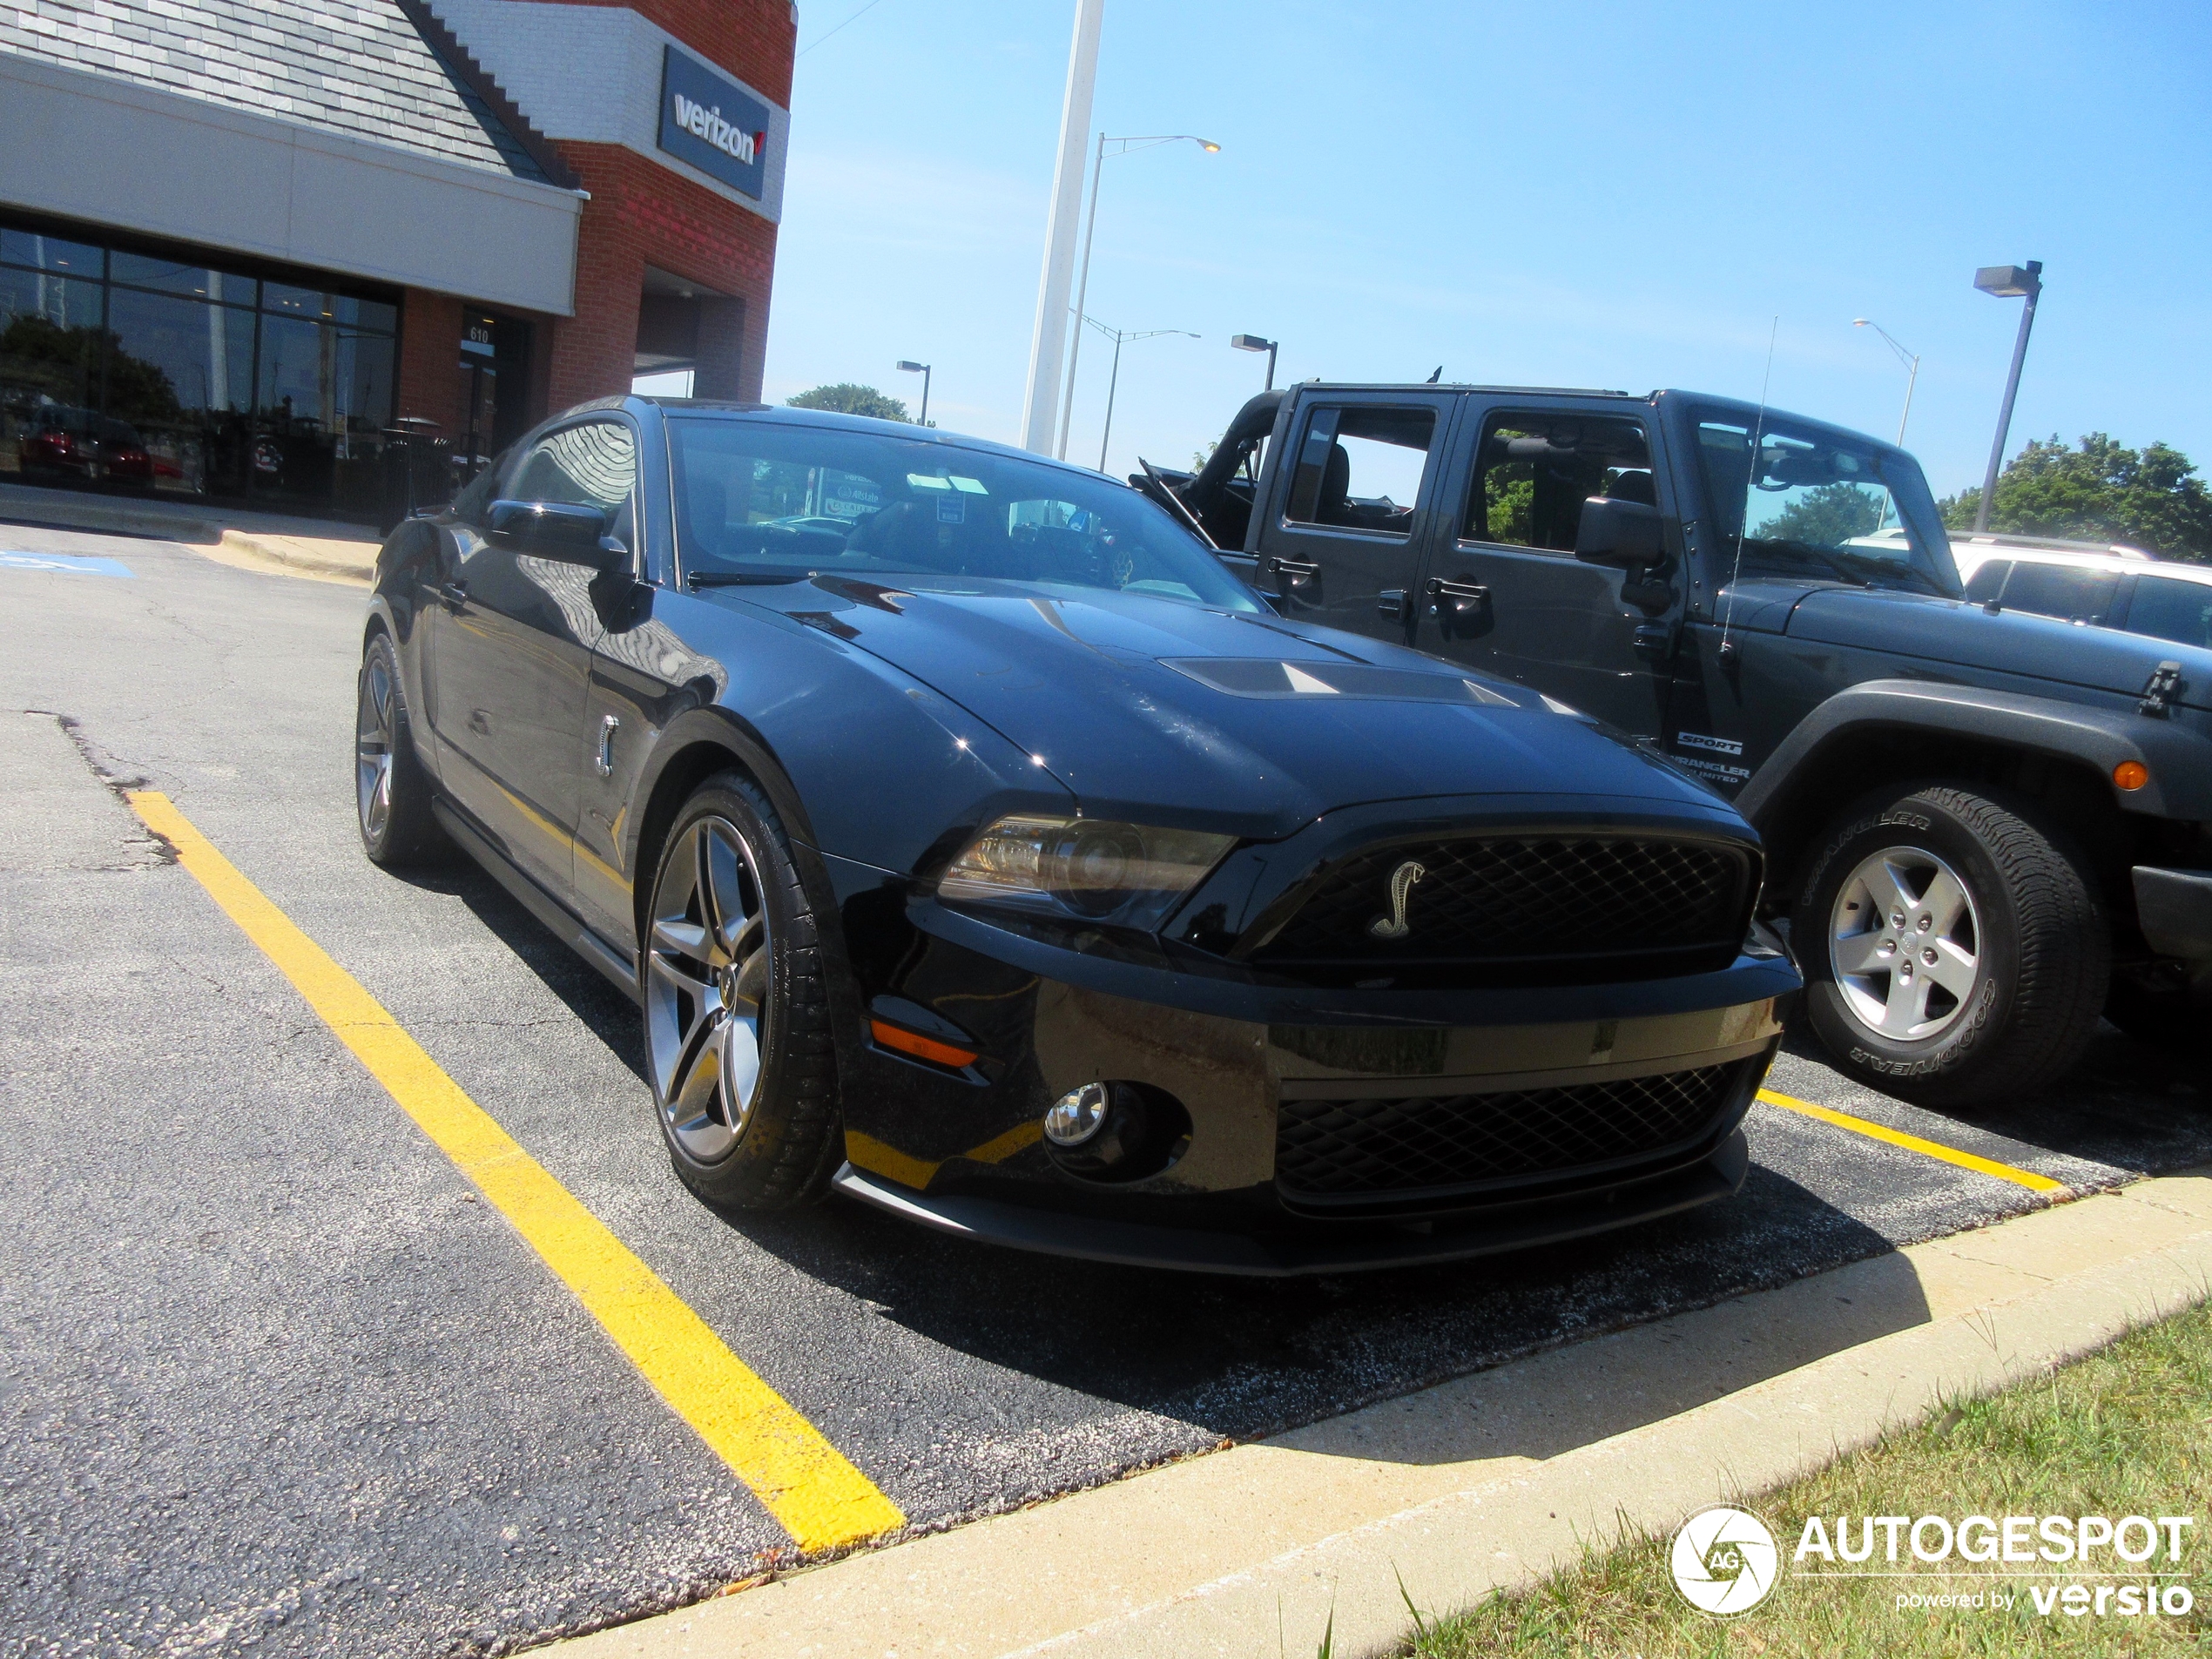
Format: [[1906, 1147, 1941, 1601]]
[[552, 1171, 2212, 1659], [0, 482, 379, 583]]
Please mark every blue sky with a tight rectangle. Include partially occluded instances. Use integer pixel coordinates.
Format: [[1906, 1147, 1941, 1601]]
[[741, 1, 2212, 498]]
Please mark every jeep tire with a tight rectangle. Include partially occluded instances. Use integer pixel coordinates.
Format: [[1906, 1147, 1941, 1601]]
[[1794, 785, 2108, 1109]]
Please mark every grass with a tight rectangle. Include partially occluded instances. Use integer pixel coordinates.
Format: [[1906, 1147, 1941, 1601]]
[[1399, 1297, 2212, 1657]]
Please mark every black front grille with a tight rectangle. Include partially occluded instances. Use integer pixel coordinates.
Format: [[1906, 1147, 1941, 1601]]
[[1275, 1062, 1741, 1204], [1253, 834, 1753, 979]]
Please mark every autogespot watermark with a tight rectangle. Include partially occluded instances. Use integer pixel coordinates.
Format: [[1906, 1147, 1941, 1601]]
[[1671, 1507, 2198, 1622]]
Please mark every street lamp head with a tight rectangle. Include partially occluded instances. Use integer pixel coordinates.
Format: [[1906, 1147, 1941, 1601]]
[[1973, 262, 2042, 299], [1231, 334, 1276, 354], [896, 361, 927, 374], [1851, 318, 1871, 327], [1197, 139, 1221, 152]]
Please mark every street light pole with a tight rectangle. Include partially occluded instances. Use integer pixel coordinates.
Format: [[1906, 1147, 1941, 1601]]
[[1231, 333, 1278, 390], [1055, 132, 1218, 460], [896, 360, 931, 427], [1018, 0, 1103, 455], [1083, 316, 1197, 473], [1851, 319, 1919, 445], [1971, 260, 2044, 534]]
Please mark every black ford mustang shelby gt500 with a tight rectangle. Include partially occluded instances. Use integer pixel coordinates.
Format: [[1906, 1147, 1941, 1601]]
[[354, 398, 1799, 1272]]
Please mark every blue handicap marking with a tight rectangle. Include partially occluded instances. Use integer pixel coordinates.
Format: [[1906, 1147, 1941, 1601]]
[[0, 551, 135, 577]]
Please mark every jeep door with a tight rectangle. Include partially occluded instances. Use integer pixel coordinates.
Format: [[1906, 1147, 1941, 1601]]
[[1251, 390, 1457, 644], [1410, 397, 1678, 733]]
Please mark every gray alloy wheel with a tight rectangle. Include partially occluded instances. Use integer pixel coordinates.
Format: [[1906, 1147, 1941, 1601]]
[[1827, 845, 1982, 1042], [644, 813, 773, 1163], [354, 631, 441, 867]]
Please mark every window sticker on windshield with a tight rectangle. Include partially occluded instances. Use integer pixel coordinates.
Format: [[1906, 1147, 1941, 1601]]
[[907, 473, 950, 490], [937, 491, 966, 524], [949, 475, 990, 495]]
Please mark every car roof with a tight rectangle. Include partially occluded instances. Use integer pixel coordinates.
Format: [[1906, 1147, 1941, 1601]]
[[1952, 545, 2205, 581], [1279, 384, 1903, 456], [626, 396, 1112, 487]]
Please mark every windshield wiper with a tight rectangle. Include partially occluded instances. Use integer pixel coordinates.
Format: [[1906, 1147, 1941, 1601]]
[[1741, 537, 1868, 586], [686, 570, 811, 588]]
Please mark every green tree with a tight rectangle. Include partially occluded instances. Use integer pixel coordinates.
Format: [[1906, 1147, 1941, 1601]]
[[787, 382, 910, 421], [1939, 433, 2212, 563], [1754, 482, 1882, 547]]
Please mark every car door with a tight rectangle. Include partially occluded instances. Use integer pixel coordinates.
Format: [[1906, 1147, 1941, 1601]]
[[427, 415, 638, 900], [1410, 397, 1678, 734], [1252, 390, 1458, 645]]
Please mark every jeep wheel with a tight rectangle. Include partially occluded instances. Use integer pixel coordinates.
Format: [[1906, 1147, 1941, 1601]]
[[1794, 785, 2108, 1108]]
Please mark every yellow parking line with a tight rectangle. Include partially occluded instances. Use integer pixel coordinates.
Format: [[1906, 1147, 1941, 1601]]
[[1757, 1088, 2067, 1195], [128, 791, 905, 1554]]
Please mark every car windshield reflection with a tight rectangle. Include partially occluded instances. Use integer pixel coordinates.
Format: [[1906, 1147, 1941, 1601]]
[[666, 416, 1264, 612]]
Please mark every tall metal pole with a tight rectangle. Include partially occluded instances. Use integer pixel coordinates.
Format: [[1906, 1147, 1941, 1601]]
[[917, 365, 930, 428], [1097, 328, 1125, 472], [1019, 0, 1103, 455], [1894, 354, 1918, 446], [1264, 340, 1277, 391], [1055, 130, 1107, 461], [1973, 262, 2042, 533]]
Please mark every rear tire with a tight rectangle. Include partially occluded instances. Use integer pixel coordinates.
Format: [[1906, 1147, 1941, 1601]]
[[640, 772, 844, 1210], [1793, 784, 2108, 1108], [354, 631, 444, 867]]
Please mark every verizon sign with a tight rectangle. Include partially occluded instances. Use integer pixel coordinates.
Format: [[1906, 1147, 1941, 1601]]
[[657, 44, 769, 200]]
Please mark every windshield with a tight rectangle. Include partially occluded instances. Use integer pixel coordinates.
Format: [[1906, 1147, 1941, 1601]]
[[667, 417, 1263, 613], [1692, 410, 1960, 597]]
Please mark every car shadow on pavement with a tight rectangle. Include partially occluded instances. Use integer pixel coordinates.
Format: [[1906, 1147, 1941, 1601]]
[[388, 854, 651, 1085], [1776, 1026, 2212, 1180], [711, 1163, 1909, 1447]]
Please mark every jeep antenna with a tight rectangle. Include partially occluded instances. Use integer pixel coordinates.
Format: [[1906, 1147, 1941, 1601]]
[[1717, 315, 1779, 664]]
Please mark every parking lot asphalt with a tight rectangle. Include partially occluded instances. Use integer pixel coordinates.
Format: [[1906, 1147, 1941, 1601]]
[[3, 522, 2207, 1659]]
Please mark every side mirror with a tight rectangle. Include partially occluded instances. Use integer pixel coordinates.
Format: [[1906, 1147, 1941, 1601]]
[[1574, 496, 1665, 570], [488, 499, 628, 572]]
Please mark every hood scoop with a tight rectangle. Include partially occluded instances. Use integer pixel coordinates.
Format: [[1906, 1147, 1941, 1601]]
[[1160, 658, 1521, 705]]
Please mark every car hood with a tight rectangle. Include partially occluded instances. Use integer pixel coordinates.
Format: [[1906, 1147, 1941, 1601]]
[[1785, 587, 2212, 710], [727, 575, 1734, 839]]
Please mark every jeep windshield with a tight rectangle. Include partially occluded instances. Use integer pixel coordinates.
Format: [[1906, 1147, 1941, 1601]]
[[668, 416, 1264, 613], [1691, 410, 1960, 597]]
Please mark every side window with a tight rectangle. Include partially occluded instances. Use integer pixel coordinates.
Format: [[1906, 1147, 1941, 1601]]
[[1463, 412, 1652, 552], [1961, 560, 2011, 604], [2123, 575, 2212, 650], [509, 420, 638, 546], [1283, 405, 1434, 537], [1998, 563, 2119, 625]]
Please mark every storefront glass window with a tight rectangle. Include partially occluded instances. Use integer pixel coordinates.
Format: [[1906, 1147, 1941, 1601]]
[[0, 217, 398, 516]]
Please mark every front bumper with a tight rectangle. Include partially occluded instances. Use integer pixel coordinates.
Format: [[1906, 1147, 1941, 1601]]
[[2134, 866, 2212, 963], [833, 1130, 1750, 1276], [827, 852, 1794, 1272]]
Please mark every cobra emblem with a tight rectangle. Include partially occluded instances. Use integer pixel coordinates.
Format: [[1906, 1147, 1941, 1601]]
[[1367, 860, 1426, 940]]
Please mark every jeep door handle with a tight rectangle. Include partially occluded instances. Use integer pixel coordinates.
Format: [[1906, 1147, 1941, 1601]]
[[1270, 556, 1320, 587], [1377, 588, 1412, 623], [1632, 622, 1672, 662], [439, 579, 469, 610], [1424, 577, 1490, 615]]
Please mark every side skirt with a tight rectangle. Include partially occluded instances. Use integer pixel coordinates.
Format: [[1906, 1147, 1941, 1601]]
[[431, 798, 643, 1006]]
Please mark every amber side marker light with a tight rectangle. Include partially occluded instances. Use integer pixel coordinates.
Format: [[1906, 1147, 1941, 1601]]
[[2114, 760, 2151, 792], [869, 1018, 979, 1069]]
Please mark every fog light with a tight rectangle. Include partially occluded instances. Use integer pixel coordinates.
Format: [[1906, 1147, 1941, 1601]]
[[1044, 1082, 1110, 1147]]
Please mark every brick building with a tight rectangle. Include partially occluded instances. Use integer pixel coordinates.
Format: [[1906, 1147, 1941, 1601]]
[[0, 0, 792, 523]]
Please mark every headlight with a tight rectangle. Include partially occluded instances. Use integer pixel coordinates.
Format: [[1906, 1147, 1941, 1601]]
[[938, 814, 1234, 932]]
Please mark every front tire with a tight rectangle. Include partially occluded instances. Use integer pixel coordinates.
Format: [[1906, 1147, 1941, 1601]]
[[641, 772, 843, 1210], [1794, 784, 2108, 1108]]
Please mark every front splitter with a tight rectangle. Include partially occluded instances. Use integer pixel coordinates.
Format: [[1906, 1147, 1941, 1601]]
[[830, 1132, 1750, 1277]]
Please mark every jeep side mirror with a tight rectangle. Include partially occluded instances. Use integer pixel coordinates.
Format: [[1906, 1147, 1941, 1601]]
[[1574, 496, 1665, 569], [488, 499, 629, 572]]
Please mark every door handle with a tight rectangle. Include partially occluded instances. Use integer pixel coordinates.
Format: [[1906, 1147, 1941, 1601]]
[[1424, 577, 1491, 616], [1633, 622, 1673, 662], [439, 579, 469, 610], [1269, 556, 1320, 588], [1377, 588, 1412, 624], [596, 714, 620, 779]]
